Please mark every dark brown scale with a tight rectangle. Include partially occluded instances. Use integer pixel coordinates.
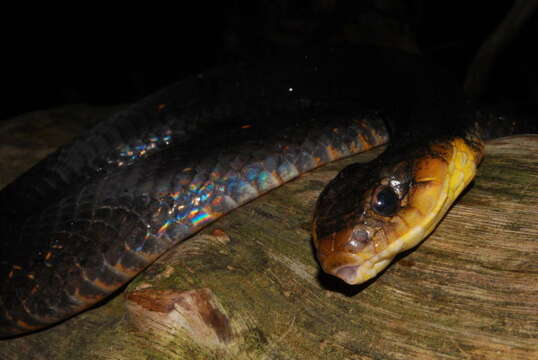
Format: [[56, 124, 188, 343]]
[[3, 45, 533, 337], [0, 112, 388, 336]]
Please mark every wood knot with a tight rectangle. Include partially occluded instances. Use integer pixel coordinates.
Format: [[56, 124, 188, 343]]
[[125, 288, 233, 346]]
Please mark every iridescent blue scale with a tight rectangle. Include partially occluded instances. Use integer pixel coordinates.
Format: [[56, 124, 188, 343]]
[[145, 117, 389, 249], [0, 49, 401, 337], [113, 128, 175, 167], [277, 160, 300, 182], [256, 170, 279, 192], [142, 116, 386, 247], [243, 164, 262, 182]]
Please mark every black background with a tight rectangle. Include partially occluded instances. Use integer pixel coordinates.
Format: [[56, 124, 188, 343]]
[[2, 1, 537, 122]]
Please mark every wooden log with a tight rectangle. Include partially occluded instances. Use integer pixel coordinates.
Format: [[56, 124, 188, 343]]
[[0, 106, 537, 359]]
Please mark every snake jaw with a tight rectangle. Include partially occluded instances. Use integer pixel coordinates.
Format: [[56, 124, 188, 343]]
[[316, 222, 388, 284], [316, 224, 399, 284]]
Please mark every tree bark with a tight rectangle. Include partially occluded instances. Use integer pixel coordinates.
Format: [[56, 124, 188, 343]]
[[1, 107, 537, 359]]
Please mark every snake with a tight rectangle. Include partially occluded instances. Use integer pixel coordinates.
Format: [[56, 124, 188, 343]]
[[0, 46, 535, 337]]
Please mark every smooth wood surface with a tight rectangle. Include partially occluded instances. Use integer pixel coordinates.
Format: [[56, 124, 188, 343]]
[[0, 107, 537, 359]]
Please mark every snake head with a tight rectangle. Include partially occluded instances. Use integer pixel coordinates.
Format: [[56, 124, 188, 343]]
[[313, 138, 480, 285]]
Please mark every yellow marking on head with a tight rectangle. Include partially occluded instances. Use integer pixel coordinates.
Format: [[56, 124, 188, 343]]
[[389, 138, 481, 251]]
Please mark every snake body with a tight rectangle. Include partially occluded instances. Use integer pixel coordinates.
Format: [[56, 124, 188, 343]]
[[0, 46, 534, 337]]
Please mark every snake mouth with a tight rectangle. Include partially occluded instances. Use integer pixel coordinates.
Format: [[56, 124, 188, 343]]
[[320, 248, 399, 284], [335, 265, 359, 284], [333, 260, 393, 285]]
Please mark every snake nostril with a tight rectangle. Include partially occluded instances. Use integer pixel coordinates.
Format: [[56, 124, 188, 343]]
[[335, 265, 359, 284]]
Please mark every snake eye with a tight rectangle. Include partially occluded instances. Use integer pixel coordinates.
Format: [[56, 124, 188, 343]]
[[371, 185, 399, 217]]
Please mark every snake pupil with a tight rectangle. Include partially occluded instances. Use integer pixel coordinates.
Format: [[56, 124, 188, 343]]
[[372, 186, 399, 217]]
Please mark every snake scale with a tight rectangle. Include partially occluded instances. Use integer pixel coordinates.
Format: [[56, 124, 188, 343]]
[[0, 46, 535, 337]]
